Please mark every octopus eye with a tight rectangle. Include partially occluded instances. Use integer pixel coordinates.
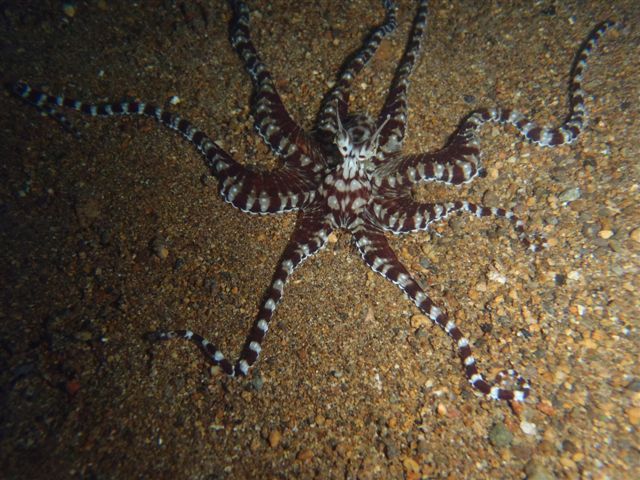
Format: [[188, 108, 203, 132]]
[[335, 133, 351, 156]]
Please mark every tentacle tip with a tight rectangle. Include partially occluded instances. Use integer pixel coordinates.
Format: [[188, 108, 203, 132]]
[[604, 19, 619, 30], [5, 80, 26, 95], [145, 330, 167, 342], [513, 390, 530, 403], [490, 369, 531, 402], [384, 0, 398, 12]]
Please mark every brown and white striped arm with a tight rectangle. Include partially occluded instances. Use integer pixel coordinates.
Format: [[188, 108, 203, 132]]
[[371, 198, 546, 252], [381, 20, 615, 188], [375, 141, 484, 189], [229, 0, 325, 174], [316, 0, 397, 143], [376, 0, 429, 157], [351, 220, 530, 401], [152, 208, 334, 376], [8, 81, 316, 215], [454, 21, 616, 148]]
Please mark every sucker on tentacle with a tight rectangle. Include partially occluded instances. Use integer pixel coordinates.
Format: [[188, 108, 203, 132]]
[[7, 0, 616, 402]]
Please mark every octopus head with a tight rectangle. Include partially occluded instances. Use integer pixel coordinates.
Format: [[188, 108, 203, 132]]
[[335, 113, 390, 177]]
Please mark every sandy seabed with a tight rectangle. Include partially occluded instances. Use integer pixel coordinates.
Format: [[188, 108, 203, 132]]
[[1, 1, 638, 478]]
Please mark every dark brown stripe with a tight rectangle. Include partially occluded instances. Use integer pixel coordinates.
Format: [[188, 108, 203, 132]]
[[128, 102, 139, 113], [526, 127, 542, 142], [550, 130, 565, 146], [474, 379, 491, 395]]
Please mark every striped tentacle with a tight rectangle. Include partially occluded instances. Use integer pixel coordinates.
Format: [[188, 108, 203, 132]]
[[229, 0, 323, 174], [6, 89, 81, 138], [149, 329, 235, 375], [375, 0, 429, 157], [316, 0, 397, 142], [377, 19, 614, 188], [454, 20, 615, 148], [376, 141, 484, 189], [8, 81, 315, 214], [372, 198, 546, 252], [152, 208, 333, 376], [351, 221, 530, 401]]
